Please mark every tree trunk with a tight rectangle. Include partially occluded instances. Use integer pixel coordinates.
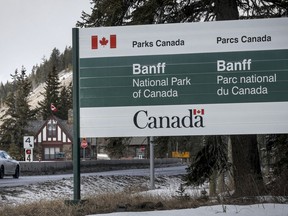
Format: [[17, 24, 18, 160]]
[[227, 136, 234, 192], [214, 0, 265, 197], [214, 0, 239, 21], [230, 135, 265, 196], [217, 172, 225, 194], [209, 170, 217, 196]]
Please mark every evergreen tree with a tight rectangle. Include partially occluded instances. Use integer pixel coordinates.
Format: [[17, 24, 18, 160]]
[[58, 84, 72, 120], [60, 46, 73, 71], [39, 56, 49, 83], [0, 67, 36, 156], [76, 0, 287, 27], [184, 136, 229, 186], [105, 137, 131, 159], [49, 48, 61, 71], [265, 134, 288, 195], [37, 66, 61, 120]]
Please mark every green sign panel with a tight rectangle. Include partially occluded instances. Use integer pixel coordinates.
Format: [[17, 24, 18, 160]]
[[80, 49, 288, 107]]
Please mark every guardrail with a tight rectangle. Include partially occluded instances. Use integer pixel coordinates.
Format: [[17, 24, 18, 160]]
[[19, 158, 182, 175]]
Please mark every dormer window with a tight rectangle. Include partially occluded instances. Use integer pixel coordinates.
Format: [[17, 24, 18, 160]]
[[47, 119, 57, 137]]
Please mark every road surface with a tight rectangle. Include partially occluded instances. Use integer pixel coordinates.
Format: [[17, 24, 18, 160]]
[[0, 165, 187, 187]]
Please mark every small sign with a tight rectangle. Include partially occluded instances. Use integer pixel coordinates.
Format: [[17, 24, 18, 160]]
[[23, 136, 34, 149], [172, 151, 190, 159], [25, 148, 33, 162], [81, 138, 88, 149]]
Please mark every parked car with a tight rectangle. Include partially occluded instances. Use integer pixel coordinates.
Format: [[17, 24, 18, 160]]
[[0, 150, 20, 179]]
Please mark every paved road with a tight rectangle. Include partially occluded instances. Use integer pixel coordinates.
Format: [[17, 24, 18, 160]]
[[0, 165, 187, 187]]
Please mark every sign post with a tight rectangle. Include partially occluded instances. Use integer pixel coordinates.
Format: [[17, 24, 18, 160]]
[[72, 27, 81, 203], [81, 138, 88, 160], [149, 136, 155, 189]]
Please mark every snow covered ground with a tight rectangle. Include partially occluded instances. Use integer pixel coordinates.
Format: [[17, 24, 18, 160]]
[[1, 173, 287, 216], [0, 174, 186, 206], [90, 204, 288, 216]]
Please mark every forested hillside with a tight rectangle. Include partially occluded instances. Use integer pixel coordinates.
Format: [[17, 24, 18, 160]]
[[0, 46, 73, 154], [0, 46, 72, 107]]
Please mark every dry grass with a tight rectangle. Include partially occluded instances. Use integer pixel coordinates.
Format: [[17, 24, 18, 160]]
[[0, 192, 204, 216], [2, 179, 284, 216]]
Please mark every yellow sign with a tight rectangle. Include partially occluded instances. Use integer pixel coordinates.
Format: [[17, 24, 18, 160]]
[[172, 151, 190, 158]]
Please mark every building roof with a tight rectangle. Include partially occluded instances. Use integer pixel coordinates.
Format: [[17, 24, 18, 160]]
[[129, 137, 148, 146], [27, 115, 73, 140]]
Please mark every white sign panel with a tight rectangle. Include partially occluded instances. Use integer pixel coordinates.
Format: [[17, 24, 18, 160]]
[[23, 136, 34, 148], [80, 102, 288, 137], [79, 18, 288, 58], [25, 149, 33, 162]]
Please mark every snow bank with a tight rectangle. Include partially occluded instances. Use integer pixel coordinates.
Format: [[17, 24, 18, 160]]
[[90, 204, 288, 216]]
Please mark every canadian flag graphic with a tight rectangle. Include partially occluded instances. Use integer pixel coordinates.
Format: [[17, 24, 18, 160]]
[[193, 109, 204, 115], [50, 103, 57, 112], [91, 35, 117, 49]]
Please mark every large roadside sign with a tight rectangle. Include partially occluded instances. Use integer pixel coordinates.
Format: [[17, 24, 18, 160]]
[[75, 18, 288, 137]]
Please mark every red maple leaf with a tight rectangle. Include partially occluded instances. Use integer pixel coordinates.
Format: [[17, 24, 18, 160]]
[[99, 37, 109, 46]]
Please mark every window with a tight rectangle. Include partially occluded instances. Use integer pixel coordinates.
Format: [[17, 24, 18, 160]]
[[47, 119, 57, 137], [44, 147, 60, 160], [0, 152, 5, 159], [0, 151, 11, 159]]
